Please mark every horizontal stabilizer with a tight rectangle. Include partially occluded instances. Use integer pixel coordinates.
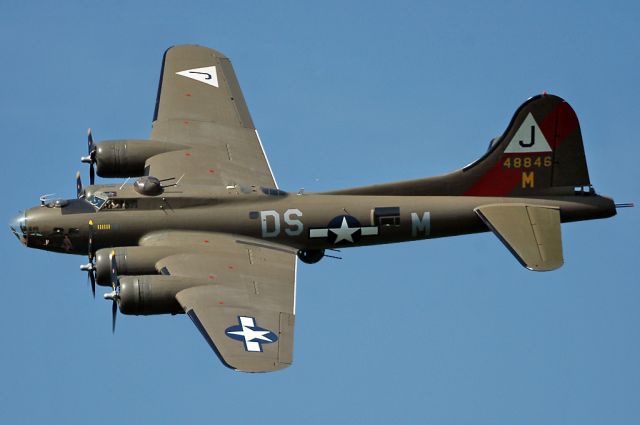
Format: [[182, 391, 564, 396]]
[[475, 204, 563, 271]]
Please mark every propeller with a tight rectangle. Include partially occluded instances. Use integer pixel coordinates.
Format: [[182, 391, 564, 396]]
[[80, 128, 96, 185], [76, 171, 83, 199], [79, 219, 96, 298], [104, 250, 120, 333]]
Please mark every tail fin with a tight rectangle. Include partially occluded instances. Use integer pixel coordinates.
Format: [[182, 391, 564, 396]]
[[463, 94, 590, 196], [328, 94, 591, 196]]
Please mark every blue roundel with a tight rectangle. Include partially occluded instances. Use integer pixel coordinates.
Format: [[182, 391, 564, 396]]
[[326, 215, 362, 244], [224, 316, 278, 353], [328, 214, 360, 228]]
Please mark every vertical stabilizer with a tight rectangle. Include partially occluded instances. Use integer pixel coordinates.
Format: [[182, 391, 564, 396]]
[[327, 94, 592, 197]]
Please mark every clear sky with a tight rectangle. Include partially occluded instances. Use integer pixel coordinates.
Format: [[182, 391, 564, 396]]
[[1, 1, 638, 424]]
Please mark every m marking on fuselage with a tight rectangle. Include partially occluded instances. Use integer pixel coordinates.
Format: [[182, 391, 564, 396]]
[[411, 212, 431, 237]]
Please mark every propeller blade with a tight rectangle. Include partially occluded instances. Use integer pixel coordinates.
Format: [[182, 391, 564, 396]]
[[107, 250, 120, 333], [87, 128, 94, 156], [84, 271, 96, 299], [79, 220, 97, 299], [89, 270, 96, 299], [82, 128, 96, 185], [76, 171, 83, 199], [109, 250, 118, 290], [111, 300, 117, 333]]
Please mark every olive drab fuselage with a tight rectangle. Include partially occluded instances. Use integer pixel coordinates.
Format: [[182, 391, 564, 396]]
[[20, 185, 615, 261]]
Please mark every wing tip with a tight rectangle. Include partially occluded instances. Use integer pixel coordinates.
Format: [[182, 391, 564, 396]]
[[163, 44, 228, 59], [185, 309, 236, 370], [185, 309, 291, 373]]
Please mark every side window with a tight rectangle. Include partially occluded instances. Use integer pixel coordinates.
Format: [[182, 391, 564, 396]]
[[105, 199, 137, 210], [372, 207, 401, 227]]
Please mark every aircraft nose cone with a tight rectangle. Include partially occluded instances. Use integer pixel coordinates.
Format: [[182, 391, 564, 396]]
[[9, 211, 27, 246]]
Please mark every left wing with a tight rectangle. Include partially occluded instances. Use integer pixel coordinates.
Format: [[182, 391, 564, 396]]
[[141, 231, 297, 372], [147, 45, 277, 187]]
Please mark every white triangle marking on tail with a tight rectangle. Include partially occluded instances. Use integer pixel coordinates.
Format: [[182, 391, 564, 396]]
[[176, 65, 219, 88], [504, 113, 552, 153]]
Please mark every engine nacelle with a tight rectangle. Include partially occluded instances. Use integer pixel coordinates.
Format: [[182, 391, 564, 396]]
[[297, 249, 325, 264], [118, 275, 195, 315], [95, 139, 186, 178], [95, 246, 176, 285]]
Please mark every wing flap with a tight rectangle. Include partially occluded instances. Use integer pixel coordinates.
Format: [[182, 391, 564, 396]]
[[475, 204, 563, 271]]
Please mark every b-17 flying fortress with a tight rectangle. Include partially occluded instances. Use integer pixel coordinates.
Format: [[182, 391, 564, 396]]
[[10, 45, 625, 372]]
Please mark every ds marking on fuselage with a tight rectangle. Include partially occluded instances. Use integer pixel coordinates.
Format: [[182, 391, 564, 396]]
[[260, 209, 303, 238]]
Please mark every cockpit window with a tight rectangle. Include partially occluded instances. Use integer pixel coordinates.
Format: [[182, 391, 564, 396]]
[[85, 191, 138, 211], [260, 187, 288, 196]]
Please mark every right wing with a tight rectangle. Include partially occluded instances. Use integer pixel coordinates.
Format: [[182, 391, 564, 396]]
[[176, 285, 295, 373], [147, 45, 277, 187], [475, 204, 564, 271], [140, 231, 297, 372]]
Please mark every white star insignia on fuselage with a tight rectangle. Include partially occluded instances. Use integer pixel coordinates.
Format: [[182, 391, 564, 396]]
[[308, 215, 379, 244], [330, 217, 359, 243]]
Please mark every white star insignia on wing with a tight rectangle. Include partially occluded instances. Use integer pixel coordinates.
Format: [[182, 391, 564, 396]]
[[228, 327, 274, 343]]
